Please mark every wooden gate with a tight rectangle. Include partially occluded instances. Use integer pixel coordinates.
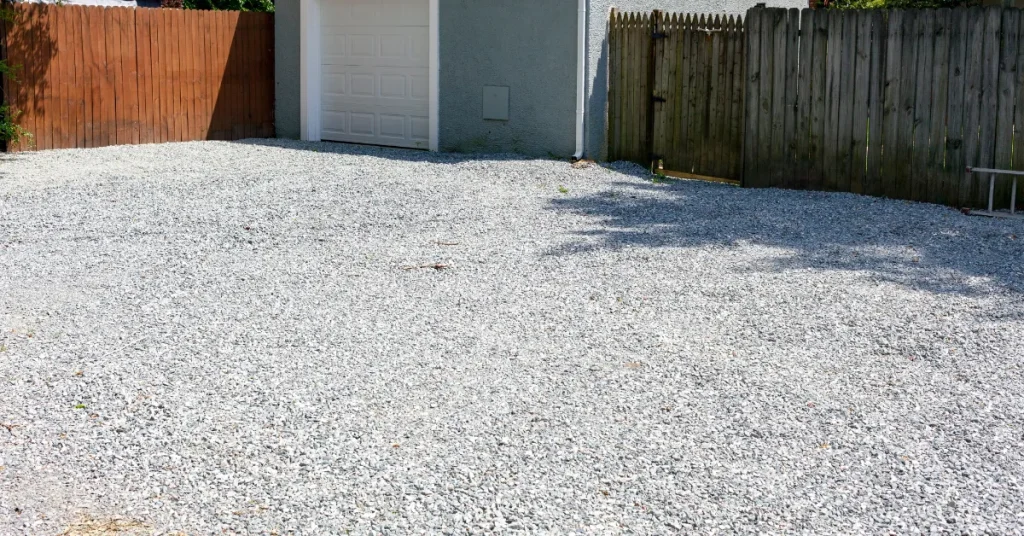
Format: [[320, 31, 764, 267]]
[[608, 10, 746, 182]]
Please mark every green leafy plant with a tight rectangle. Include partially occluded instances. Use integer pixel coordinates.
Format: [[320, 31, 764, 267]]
[[181, 0, 274, 13], [813, 0, 978, 8], [0, 3, 30, 149], [0, 104, 30, 147]]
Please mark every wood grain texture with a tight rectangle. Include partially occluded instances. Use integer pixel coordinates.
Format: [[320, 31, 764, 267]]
[[742, 9, 761, 186], [945, 10, 968, 206], [850, 11, 870, 195], [865, 11, 885, 197], [781, 8, 799, 188], [993, 9, 1017, 203], [755, 9, 775, 187], [960, 8, 985, 205], [911, 10, 934, 202], [836, 10, 857, 193], [808, 9, 828, 190], [2, 4, 274, 152], [769, 9, 787, 188], [927, 9, 950, 205], [975, 7, 1001, 207], [794, 9, 814, 189]]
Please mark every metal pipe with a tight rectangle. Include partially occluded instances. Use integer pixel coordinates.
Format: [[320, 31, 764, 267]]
[[573, 0, 587, 160], [966, 166, 1024, 177], [1012, 178, 1018, 215], [988, 174, 996, 213]]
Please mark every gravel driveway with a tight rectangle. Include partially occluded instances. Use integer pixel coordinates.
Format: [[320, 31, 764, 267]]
[[1, 140, 1023, 535]]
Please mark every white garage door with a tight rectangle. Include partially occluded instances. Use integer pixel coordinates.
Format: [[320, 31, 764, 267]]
[[320, 0, 429, 149]]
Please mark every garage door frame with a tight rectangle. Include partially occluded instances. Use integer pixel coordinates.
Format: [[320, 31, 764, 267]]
[[298, 0, 439, 151]]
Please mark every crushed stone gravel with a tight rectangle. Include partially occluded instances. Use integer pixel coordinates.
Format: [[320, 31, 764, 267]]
[[2, 139, 1023, 535]]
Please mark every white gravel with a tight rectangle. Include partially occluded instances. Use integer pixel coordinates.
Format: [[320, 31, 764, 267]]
[[1, 139, 1023, 535]]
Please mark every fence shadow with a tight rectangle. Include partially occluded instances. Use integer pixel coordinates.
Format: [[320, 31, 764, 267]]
[[2, 3, 56, 151], [236, 137, 551, 165], [547, 165, 1024, 297], [207, 10, 274, 141]]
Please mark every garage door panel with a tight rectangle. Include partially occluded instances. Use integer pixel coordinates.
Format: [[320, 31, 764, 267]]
[[321, 29, 428, 68], [321, 68, 428, 103], [321, 0, 428, 26], [320, 0, 428, 148], [322, 113, 428, 149], [410, 117, 429, 141]]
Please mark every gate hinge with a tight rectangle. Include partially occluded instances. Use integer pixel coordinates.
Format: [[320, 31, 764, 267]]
[[652, 31, 669, 39], [651, 95, 667, 103]]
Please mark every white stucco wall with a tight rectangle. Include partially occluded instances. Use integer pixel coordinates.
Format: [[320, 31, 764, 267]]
[[585, 0, 805, 160]]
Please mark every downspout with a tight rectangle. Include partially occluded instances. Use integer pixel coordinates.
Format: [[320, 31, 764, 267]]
[[573, 0, 586, 160]]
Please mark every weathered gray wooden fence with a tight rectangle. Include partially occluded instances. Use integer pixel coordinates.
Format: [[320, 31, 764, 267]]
[[608, 10, 745, 182], [743, 6, 1024, 209]]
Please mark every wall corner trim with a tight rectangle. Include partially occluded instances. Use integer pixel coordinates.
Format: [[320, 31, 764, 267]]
[[299, 0, 322, 141]]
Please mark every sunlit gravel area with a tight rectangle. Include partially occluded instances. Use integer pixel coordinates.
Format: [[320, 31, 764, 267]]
[[1, 139, 1023, 535]]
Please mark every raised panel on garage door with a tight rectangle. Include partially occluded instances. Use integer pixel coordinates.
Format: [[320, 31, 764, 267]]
[[320, 0, 429, 149]]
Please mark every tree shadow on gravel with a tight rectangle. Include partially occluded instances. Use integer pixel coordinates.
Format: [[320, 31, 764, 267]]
[[547, 165, 1024, 297]]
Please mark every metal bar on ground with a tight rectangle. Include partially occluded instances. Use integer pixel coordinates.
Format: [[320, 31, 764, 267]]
[[964, 166, 1024, 219], [965, 167, 1024, 176]]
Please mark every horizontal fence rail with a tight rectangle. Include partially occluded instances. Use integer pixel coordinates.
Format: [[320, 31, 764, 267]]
[[1, 3, 274, 152]]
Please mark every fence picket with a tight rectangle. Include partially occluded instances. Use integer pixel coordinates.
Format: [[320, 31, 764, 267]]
[[742, 9, 760, 185], [754, 9, 774, 187], [893, 11, 917, 199], [945, 11, 967, 205], [795, 9, 813, 188], [865, 11, 885, 196], [729, 15, 745, 178], [707, 15, 723, 176], [850, 12, 870, 195], [836, 10, 857, 192], [975, 7, 1001, 206], [960, 8, 985, 205], [911, 10, 934, 202], [780, 8, 799, 188], [768, 10, 787, 187], [993, 9, 1017, 203], [928, 9, 950, 205]]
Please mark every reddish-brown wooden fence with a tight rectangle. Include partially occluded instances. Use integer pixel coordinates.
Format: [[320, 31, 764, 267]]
[[1, 3, 273, 152]]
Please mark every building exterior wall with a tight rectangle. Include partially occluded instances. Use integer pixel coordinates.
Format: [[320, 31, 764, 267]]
[[438, 0, 578, 157], [274, 0, 302, 140], [585, 0, 805, 161], [274, 0, 812, 156]]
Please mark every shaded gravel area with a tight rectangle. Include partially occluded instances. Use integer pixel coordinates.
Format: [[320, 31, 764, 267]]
[[2, 140, 1023, 535]]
